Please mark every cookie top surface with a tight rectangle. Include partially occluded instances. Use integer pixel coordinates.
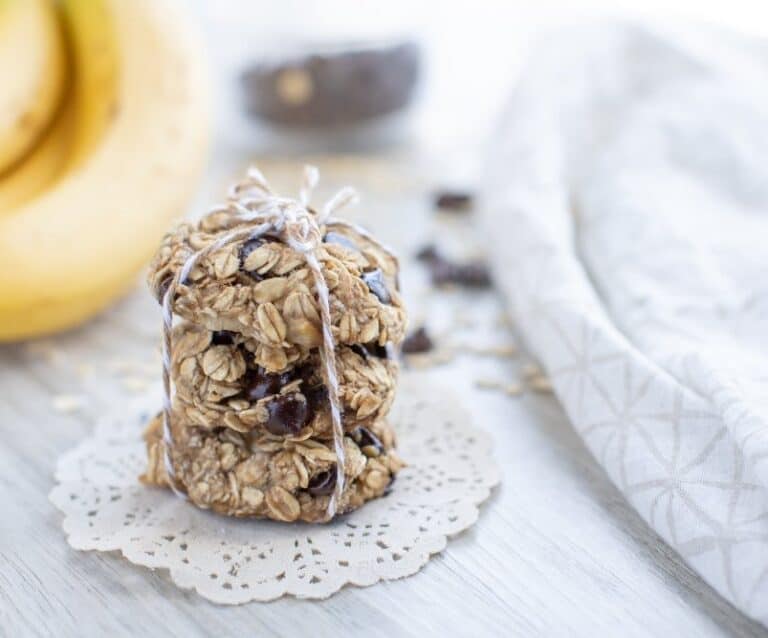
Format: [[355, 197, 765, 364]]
[[148, 210, 406, 352]]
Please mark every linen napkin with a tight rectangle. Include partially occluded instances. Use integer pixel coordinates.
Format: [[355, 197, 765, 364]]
[[482, 22, 768, 625]]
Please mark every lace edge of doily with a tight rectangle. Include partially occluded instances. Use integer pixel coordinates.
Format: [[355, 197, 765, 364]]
[[49, 484, 498, 603]]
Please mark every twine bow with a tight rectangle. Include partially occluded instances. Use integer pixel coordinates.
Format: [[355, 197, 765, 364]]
[[160, 166, 392, 522]]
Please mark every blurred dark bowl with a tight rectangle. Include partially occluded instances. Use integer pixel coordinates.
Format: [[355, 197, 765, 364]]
[[242, 39, 421, 129]]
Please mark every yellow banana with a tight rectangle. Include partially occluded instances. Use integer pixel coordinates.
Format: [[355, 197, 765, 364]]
[[0, 0, 209, 340], [0, 0, 66, 174], [0, 93, 75, 213], [0, 0, 118, 211], [58, 0, 119, 169]]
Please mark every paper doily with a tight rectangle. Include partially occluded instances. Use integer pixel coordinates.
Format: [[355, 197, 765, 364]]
[[50, 379, 499, 604]]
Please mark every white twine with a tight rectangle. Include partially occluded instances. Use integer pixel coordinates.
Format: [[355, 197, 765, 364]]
[[160, 165, 395, 522]]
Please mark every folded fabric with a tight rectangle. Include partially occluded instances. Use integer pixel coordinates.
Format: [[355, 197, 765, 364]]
[[483, 21, 768, 626]]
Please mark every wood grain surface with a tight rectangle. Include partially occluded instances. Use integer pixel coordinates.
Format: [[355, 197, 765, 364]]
[[1, 153, 767, 638]]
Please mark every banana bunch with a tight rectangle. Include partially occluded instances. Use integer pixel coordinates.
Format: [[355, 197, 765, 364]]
[[0, 0, 209, 340]]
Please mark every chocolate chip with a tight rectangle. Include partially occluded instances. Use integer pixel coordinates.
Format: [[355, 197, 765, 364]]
[[211, 330, 236, 345], [243, 361, 327, 424], [353, 426, 383, 456], [352, 342, 393, 360], [431, 260, 492, 288], [244, 367, 289, 402], [415, 244, 492, 289], [362, 268, 391, 304], [383, 474, 396, 496], [402, 326, 433, 354], [238, 238, 263, 265], [265, 393, 310, 435], [238, 238, 265, 280], [308, 467, 337, 496], [323, 231, 360, 252], [434, 190, 473, 212], [291, 363, 315, 384], [415, 244, 440, 263], [303, 384, 328, 415], [378, 343, 396, 360], [351, 344, 368, 360]]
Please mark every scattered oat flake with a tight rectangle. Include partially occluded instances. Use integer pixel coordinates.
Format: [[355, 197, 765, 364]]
[[495, 313, 514, 329], [75, 363, 95, 378], [122, 376, 150, 392], [108, 358, 158, 378], [521, 362, 542, 379], [529, 375, 553, 393], [52, 394, 86, 414], [432, 349, 454, 362], [108, 359, 139, 374], [454, 316, 476, 328], [475, 379, 503, 390], [505, 383, 524, 396], [26, 340, 60, 362], [475, 379, 523, 397], [406, 349, 454, 369], [452, 308, 476, 327], [459, 343, 518, 358]]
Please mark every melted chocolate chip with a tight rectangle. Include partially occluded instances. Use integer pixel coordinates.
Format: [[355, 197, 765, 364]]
[[211, 330, 236, 345], [353, 426, 383, 456], [402, 326, 433, 354], [362, 268, 391, 304], [265, 393, 310, 435], [323, 231, 360, 252], [292, 363, 316, 384], [308, 467, 337, 496], [434, 190, 473, 212], [303, 384, 328, 415], [244, 368, 290, 402], [243, 364, 327, 431]]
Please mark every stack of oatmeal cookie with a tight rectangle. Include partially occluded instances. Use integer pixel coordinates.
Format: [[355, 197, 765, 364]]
[[141, 206, 407, 523]]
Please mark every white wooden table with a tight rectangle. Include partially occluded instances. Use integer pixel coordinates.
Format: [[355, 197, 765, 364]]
[[1, 149, 767, 638], [5, 0, 768, 632]]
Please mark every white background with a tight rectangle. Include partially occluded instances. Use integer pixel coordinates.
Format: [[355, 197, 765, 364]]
[[196, 0, 768, 156]]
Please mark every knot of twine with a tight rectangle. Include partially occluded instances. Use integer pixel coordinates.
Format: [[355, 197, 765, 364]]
[[160, 165, 390, 522]]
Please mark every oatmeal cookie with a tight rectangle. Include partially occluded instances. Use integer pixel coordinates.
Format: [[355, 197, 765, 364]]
[[171, 321, 398, 437], [141, 412, 403, 522], [148, 216, 406, 355]]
